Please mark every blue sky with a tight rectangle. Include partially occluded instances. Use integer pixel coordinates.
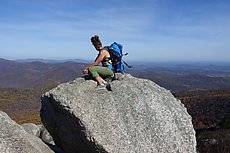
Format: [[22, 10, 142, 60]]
[[0, 0, 230, 62]]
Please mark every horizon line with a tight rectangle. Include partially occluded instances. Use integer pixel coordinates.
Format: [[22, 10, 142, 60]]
[[1, 57, 230, 65]]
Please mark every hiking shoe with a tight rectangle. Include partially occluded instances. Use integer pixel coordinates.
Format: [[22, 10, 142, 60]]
[[103, 81, 112, 91], [103, 81, 109, 86], [96, 84, 106, 90]]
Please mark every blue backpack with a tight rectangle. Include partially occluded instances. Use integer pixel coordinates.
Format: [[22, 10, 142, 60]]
[[106, 42, 131, 73]]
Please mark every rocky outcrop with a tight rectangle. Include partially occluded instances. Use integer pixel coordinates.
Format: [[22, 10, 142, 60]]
[[41, 74, 197, 153], [0, 111, 54, 153]]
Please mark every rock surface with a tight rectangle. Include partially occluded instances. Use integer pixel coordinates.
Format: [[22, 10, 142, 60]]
[[22, 123, 41, 137], [40, 125, 55, 145], [0, 111, 54, 153], [21, 123, 56, 146], [41, 74, 197, 153]]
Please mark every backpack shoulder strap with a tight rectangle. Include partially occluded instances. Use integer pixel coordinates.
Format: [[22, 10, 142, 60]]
[[102, 46, 110, 51]]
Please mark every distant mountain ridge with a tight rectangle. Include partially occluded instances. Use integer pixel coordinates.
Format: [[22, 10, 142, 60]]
[[15, 58, 91, 64], [0, 58, 230, 92], [126, 62, 230, 92], [0, 58, 87, 88]]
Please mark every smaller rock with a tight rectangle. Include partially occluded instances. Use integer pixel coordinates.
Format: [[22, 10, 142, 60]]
[[22, 123, 41, 137], [40, 125, 55, 145], [40, 125, 65, 153]]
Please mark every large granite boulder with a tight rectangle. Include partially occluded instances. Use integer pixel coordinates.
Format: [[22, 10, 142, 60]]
[[0, 111, 54, 153], [41, 74, 197, 153]]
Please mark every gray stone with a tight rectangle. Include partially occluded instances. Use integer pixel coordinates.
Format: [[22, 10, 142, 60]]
[[41, 74, 197, 153], [22, 123, 41, 137], [40, 125, 55, 145], [0, 111, 54, 153], [22, 123, 57, 147], [39, 125, 64, 153]]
